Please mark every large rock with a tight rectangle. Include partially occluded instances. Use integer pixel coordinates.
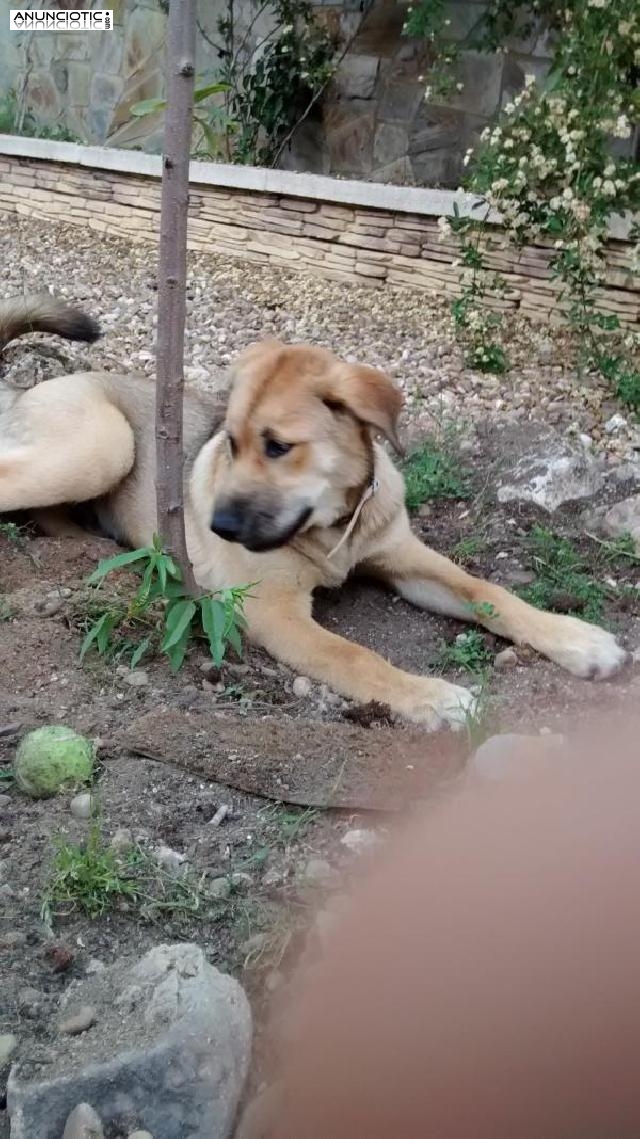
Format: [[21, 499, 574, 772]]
[[601, 495, 640, 547], [8, 944, 251, 1139], [497, 438, 605, 512]]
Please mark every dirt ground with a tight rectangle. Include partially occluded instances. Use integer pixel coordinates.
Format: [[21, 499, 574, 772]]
[[2, 410, 640, 1134]]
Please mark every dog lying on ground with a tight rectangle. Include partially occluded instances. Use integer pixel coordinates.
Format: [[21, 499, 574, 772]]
[[0, 295, 628, 728]]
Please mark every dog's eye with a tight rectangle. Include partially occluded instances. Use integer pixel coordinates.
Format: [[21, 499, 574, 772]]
[[264, 438, 292, 459]]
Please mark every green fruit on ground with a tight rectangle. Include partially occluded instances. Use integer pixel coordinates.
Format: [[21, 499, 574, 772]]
[[14, 726, 94, 799]]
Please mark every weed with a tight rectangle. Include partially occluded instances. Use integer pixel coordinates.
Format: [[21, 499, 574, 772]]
[[463, 681, 496, 752], [436, 629, 492, 675], [402, 432, 471, 511], [517, 527, 609, 624], [79, 535, 252, 672], [42, 823, 139, 922], [0, 521, 25, 545]]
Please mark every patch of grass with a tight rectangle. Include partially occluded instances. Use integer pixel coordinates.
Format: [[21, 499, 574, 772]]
[[516, 526, 639, 625], [436, 629, 493, 675], [0, 521, 25, 545], [42, 823, 139, 921], [79, 535, 252, 672], [462, 682, 496, 752], [402, 431, 471, 511]]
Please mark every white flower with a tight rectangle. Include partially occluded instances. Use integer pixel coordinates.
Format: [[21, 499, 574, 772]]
[[437, 216, 453, 242], [563, 187, 574, 201], [588, 0, 606, 8], [524, 73, 536, 87], [602, 180, 617, 196], [613, 114, 631, 138], [424, 86, 432, 101]]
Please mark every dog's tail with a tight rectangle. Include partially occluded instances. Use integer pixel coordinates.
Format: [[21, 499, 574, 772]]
[[0, 294, 101, 353]]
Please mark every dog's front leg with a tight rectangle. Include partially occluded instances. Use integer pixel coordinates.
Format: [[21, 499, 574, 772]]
[[368, 527, 628, 680], [244, 587, 476, 730]]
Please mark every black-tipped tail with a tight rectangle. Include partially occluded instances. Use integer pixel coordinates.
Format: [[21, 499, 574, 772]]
[[0, 294, 101, 352]]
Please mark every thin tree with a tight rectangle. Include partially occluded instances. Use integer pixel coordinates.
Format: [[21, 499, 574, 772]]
[[155, 0, 198, 594]]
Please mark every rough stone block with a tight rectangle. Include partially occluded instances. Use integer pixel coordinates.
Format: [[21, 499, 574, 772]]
[[67, 62, 91, 106], [333, 54, 380, 100], [8, 944, 251, 1139]]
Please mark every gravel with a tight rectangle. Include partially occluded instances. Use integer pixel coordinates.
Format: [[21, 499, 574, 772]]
[[3, 217, 638, 461]]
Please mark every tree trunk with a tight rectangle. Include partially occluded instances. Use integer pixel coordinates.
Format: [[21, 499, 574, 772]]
[[155, 0, 198, 595]]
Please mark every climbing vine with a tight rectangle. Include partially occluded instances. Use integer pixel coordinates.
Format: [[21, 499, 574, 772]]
[[406, 0, 640, 405]]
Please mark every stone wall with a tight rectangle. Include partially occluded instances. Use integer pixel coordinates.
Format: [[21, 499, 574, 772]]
[[0, 146, 637, 327], [0, 0, 567, 187]]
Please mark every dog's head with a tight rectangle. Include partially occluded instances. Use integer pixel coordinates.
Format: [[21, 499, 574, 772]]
[[209, 341, 404, 552]]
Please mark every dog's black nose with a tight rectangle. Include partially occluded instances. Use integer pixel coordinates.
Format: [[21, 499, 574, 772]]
[[211, 508, 243, 542]]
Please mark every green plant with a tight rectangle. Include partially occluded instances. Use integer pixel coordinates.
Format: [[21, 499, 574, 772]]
[[0, 520, 26, 545], [80, 535, 252, 672], [436, 629, 492, 674], [132, 0, 338, 166], [42, 822, 138, 921], [516, 525, 640, 624], [0, 87, 82, 143], [402, 436, 470, 510], [408, 0, 640, 402]]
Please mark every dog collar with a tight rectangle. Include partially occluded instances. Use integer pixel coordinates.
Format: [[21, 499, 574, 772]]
[[327, 476, 379, 560]]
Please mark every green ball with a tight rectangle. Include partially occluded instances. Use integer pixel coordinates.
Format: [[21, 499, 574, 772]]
[[14, 726, 94, 799]]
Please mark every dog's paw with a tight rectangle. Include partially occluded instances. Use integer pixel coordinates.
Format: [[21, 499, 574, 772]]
[[398, 678, 477, 731], [538, 615, 630, 680]]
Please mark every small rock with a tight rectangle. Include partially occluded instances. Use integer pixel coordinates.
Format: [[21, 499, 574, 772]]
[[604, 413, 627, 435], [122, 670, 149, 688], [340, 828, 380, 855], [494, 647, 518, 669], [128, 1133, 154, 1139], [70, 792, 94, 820], [601, 495, 640, 547], [45, 944, 75, 973], [230, 871, 253, 890], [0, 793, 11, 808], [301, 858, 334, 886], [498, 435, 605, 512], [58, 1005, 97, 1036], [34, 596, 63, 617], [110, 827, 133, 854], [62, 1103, 104, 1139], [292, 675, 312, 699], [155, 845, 188, 874], [2, 930, 27, 948], [209, 876, 232, 901], [0, 1033, 18, 1067], [175, 684, 200, 708], [470, 733, 565, 781]]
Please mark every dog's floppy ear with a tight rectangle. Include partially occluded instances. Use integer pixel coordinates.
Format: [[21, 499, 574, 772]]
[[324, 363, 405, 455]]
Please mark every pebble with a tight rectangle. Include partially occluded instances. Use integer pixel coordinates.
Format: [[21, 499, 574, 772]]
[[70, 792, 94, 820], [209, 876, 232, 900], [292, 675, 312, 698], [128, 1132, 154, 1139], [155, 845, 188, 874], [122, 669, 150, 688], [302, 858, 334, 886], [494, 647, 518, 669], [0, 793, 11, 808], [86, 958, 107, 975], [536, 338, 554, 364], [110, 827, 133, 853], [58, 1005, 97, 1036], [62, 1103, 104, 1139], [19, 987, 45, 1016], [0, 1033, 18, 1067], [3, 930, 27, 948], [340, 828, 380, 855]]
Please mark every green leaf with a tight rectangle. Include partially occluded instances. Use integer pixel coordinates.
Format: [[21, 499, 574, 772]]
[[80, 612, 117, 660], [129, 637, 152, 669], [225, 620, 244, 659], [165, 625, 191, 673], [161, 599, 197, 653], [87, 548, 150, 584], [130, 97, 167, 117], [200, 596, 227, 666], [194, 81, 230, 102]]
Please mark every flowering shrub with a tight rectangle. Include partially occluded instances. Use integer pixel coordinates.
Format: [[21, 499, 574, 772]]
[[407, 0, 640, 404]]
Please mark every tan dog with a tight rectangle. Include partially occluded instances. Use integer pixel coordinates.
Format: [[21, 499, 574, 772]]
[[0, 295, 628, 729]]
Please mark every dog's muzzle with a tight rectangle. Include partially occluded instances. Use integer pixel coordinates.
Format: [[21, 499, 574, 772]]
[[210, 498, 312, 552]]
